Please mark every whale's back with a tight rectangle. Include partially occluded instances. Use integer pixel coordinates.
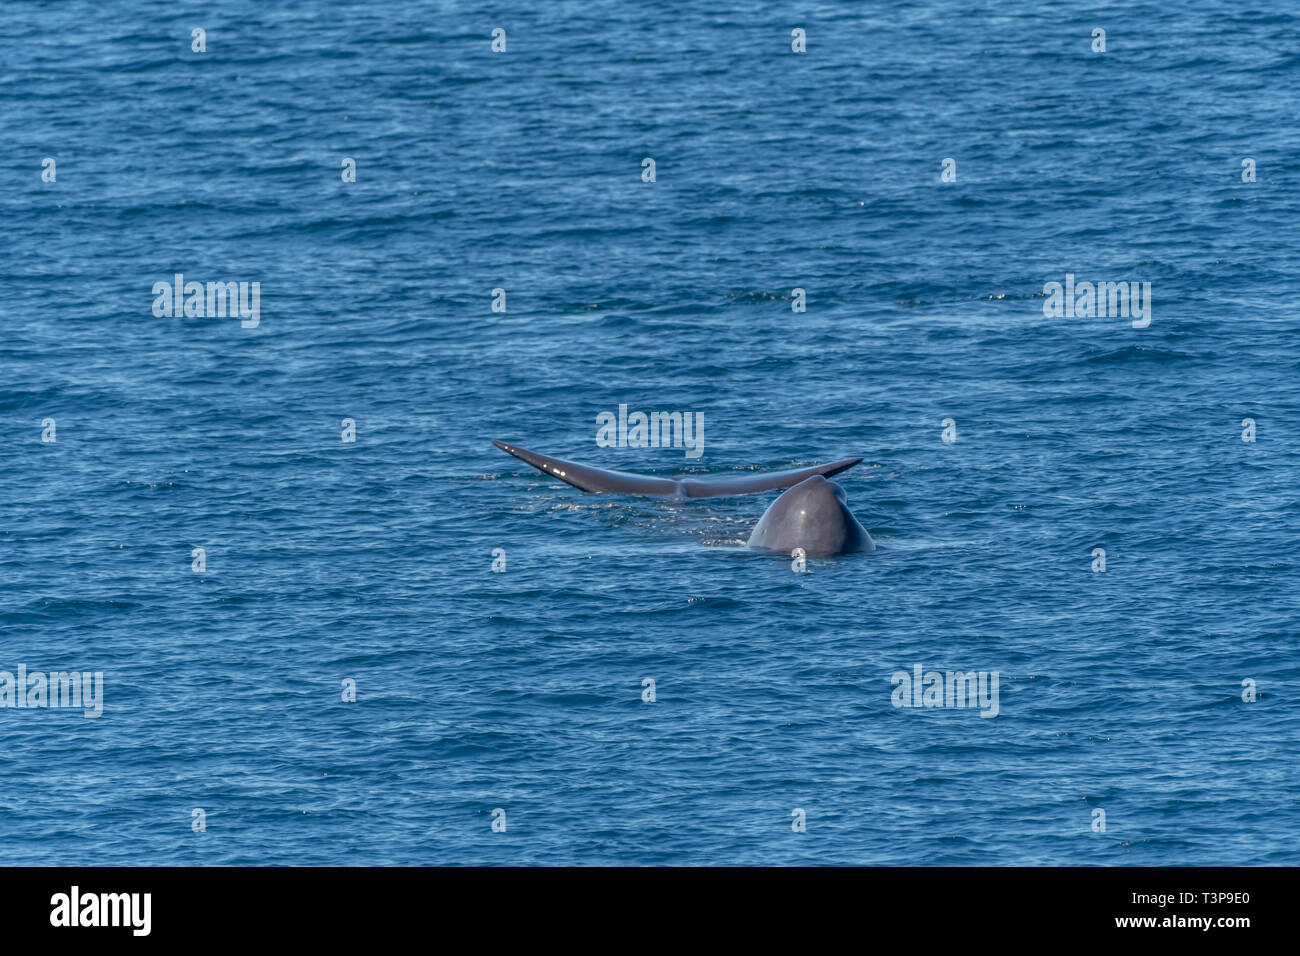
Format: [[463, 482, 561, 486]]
[[747, 476, 874, 555]]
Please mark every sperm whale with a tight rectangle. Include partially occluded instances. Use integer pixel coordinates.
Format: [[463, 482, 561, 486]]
[[747, 474, 874, 554], [492, 440, 874, 555]]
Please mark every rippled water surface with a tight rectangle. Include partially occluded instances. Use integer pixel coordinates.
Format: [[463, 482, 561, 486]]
[[1, 1, 1297, 864]]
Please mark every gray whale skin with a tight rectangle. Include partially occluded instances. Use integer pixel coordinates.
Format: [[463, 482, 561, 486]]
[[493, 441, 874, 556], [747, 474, 874, 555]]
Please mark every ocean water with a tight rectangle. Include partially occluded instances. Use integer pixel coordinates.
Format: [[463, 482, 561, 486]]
[[2, 0, 1297, 866]]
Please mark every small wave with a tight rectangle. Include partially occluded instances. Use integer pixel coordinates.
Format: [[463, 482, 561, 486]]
[[1082, 345, 1193, 365]]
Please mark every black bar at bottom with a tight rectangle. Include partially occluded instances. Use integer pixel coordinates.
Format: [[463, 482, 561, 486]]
[[0, 866, 1280, 941]]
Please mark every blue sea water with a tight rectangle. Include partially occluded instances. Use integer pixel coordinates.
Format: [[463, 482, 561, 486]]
[[2, 0, 1298, 866]]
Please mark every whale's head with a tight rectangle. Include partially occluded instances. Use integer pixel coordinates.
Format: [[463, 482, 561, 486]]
[[746, 475, 874, 555]]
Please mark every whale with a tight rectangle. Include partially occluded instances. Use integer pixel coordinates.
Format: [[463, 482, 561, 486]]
[[747, 475, 874, 555], [492, 440, 862, 498], [493, 440, 874, 555]]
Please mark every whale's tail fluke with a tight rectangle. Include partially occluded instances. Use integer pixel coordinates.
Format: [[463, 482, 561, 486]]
[[492, 440, 862, 498]]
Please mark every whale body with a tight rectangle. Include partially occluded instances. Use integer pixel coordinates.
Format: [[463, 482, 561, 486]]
[[492, 440, 861, 498], [746, 475, 874, 555], [492, 441, 874, 555]]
